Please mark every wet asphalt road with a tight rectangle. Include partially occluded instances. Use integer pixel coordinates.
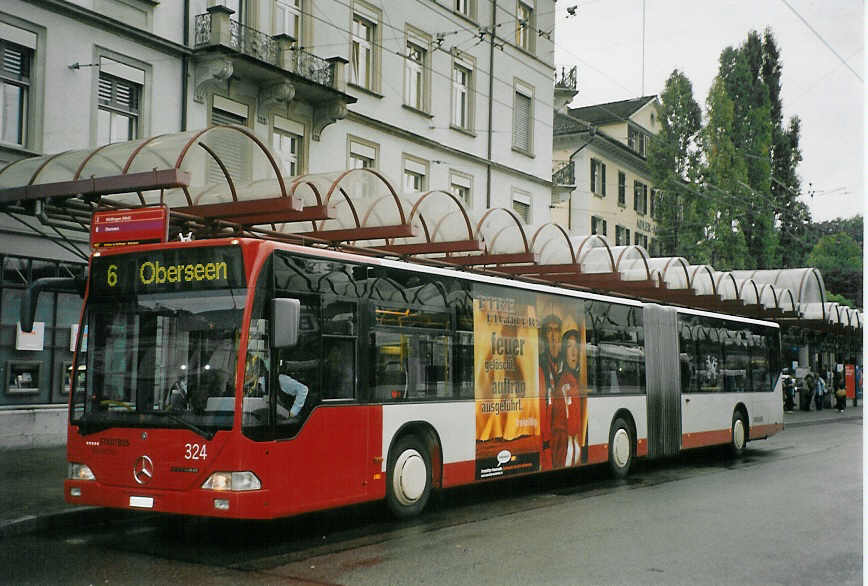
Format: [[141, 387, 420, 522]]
[[2, 419, 862, 585]]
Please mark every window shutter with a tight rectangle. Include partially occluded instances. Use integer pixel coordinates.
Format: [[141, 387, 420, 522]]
[[601, 163, 606, 196], [209, 108, 247, 185], [1, 43, 29, 79], [98, 76, 113, 105], [512, 92, 531, 151], [115, 79, 137, 111], [98, 74, 139, 113], [590, 159, 596, 193]]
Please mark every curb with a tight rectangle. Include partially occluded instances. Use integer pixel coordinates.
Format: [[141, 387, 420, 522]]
[[0, 506, 147, 539], [784, 413, 862, 429]]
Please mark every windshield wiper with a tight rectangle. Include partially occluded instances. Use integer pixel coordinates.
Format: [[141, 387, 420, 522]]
[[161, 412, 215, 440]]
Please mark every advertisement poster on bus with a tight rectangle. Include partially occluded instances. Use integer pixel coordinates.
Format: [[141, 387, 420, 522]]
[[473, 293, 540, 479], [473, 291, 588, 479], [536, 296, 588, 471]]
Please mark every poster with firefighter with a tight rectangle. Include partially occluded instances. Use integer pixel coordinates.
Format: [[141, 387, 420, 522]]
[[474, 291, 587, 479]]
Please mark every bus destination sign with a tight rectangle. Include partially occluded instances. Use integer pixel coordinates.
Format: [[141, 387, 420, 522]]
[[91, 206, 169, 249], [90, 246, 246, 297]]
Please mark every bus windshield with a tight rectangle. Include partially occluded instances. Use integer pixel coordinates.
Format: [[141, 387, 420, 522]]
[[70, 246, 248, 437], [71, 289, 246, 436]]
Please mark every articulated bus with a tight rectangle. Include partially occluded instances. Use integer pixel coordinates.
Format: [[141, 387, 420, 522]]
[[60, 237, 783, 519]]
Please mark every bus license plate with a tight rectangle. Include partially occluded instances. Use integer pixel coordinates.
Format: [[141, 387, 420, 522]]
[[129, 496, 154, 508]]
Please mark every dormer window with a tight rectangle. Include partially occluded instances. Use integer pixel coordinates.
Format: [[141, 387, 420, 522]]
[[628, 126, 647, 157]]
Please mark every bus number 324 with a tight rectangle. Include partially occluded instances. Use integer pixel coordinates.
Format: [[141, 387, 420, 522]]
[[185, 443, 207, 460]]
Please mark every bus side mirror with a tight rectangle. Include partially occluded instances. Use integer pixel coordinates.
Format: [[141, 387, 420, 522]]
[[272, 298, 300, 348]]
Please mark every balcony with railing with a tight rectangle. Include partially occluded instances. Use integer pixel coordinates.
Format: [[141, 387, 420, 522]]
[[194, 11, 280, 66], [555, 66, 577, 91], [192, 5, 353, 138], [553, 65, 578, 112], [552, 160, 575, 186], [284, 48, 334, 88]]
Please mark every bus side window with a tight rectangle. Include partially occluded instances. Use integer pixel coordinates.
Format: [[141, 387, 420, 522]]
[[321, 298, 357, 400], [371, 330, 452, 402], [584, 305, 598, 393], [451, 287, 474, 400], [455, 331, 474, 399], [369, 266, 454, 403], [679, 319, 697, 393], [323, 337, 355, 399], [750, 330, 770, 392], [273, 295, 321, 435], [723, 328, 750, 393], [696, 321, 723, 392], [590, 302, 645, 394]]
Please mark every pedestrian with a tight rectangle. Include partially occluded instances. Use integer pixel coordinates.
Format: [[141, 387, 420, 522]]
[[834, 372, 846, 413], [814, 373, 826, 411], [800, 373, 814, 411], [782, 373, 795, 412]]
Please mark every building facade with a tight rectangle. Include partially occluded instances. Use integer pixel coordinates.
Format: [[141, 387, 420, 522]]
[[552, 96, 659, 249], [0, 0, 557, 422]]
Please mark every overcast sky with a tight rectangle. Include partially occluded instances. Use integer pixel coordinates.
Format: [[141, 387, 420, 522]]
[[553, 0, 863, 222]]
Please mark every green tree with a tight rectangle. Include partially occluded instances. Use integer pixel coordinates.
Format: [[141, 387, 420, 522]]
[[806, 215, 863, 252], [774, 116, 811, 266], [762, 29, 810, 266], [806, 233, 862, 272], [808, 230, 863, 307], [717, 31, 777, 267], [825, 292, 856, 309], [647, 70, 703, 258], [700, 77, 748, 268]]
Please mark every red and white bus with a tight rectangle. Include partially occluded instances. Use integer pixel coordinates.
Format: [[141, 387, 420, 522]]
[[60, 236, 783, 519]]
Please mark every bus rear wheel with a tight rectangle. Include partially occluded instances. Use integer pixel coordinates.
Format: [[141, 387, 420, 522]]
[[730, 410, 747, 457], [608, 417, 634, 479], [386, 435, 432, 519]]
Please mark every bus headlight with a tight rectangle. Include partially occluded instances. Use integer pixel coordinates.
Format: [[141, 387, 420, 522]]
[[68, 463, 95, 481], [201, 471, 261, 491]]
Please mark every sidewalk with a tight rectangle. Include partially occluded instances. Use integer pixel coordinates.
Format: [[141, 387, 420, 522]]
[[0, 405, 861, 538]]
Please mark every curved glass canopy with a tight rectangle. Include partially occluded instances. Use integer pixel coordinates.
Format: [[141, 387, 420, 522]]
[[0, 127, 858, 333]]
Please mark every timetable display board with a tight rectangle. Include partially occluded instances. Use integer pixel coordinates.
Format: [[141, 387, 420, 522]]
[[90, 206, 169, 249]]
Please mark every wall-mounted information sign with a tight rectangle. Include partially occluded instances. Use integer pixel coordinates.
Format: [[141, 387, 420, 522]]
[[91, 206, 169, 249]]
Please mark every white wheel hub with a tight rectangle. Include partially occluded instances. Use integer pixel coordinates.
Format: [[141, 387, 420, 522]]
[[612, 428, 630, 469], [733, 418, 745, 449], [393, 449, 427, 505]]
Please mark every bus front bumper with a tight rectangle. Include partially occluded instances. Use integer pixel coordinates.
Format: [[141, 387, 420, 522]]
[[64, 479, 275, 519]]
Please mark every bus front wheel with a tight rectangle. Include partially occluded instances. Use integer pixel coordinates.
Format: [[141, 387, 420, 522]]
[[386, 435, 432, 519], [730, 410, 747, 456], [608, 417, 634, 479]]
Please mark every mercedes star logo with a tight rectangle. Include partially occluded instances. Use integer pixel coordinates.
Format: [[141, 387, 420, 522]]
[[133, 455, 154, 485]]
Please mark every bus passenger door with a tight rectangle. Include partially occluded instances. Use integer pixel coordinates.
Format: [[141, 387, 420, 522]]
[[643, 305, 681, 457], [282, 298, 370, 509]]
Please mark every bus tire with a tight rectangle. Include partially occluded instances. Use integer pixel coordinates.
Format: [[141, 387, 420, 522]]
[[608, 417, 633, 479], [386, 435, 432, 519], [730, 410, 747, 457]]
